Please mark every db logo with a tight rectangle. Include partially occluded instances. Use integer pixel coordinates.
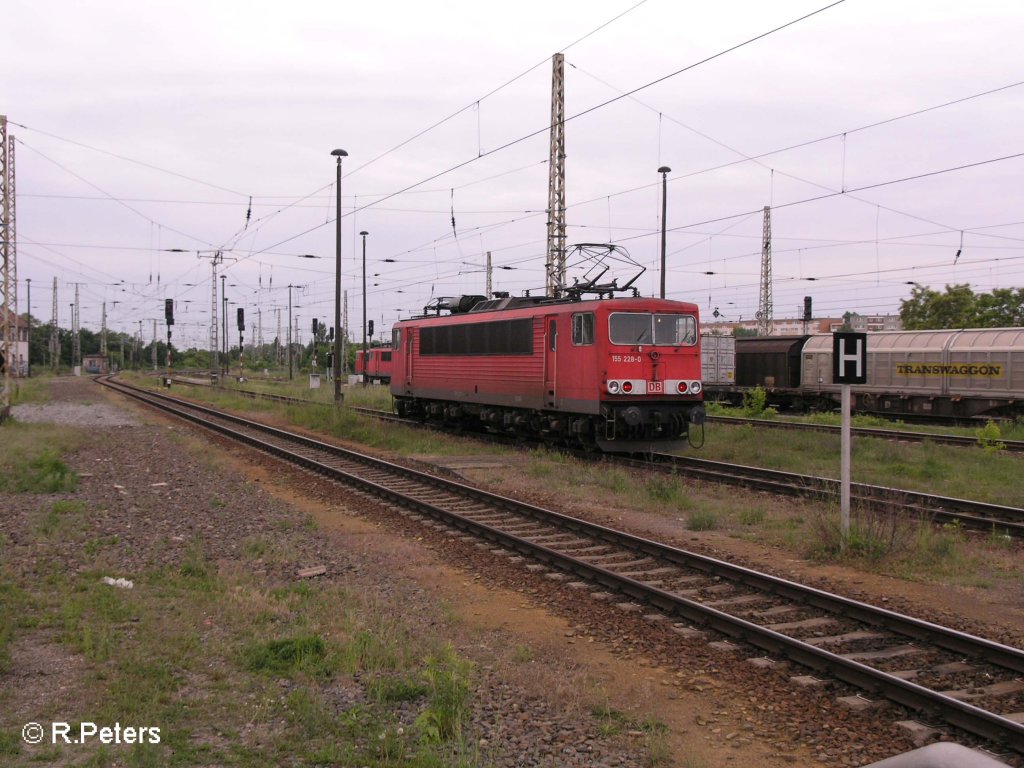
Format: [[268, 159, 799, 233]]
[[647, 381, 663, 394]]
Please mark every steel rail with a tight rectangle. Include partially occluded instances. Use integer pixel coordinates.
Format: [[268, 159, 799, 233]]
[[169, 377, 1024, 452], [649, 455, 1024, 535], [707, 415, 1024, 452]]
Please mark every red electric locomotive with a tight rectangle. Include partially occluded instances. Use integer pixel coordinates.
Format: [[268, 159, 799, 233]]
[[390, 294, 705, 452], [355, 346, 394, 384]]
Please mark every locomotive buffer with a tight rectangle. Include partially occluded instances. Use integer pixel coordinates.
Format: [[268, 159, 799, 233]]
[[833, 332, 867, 546]]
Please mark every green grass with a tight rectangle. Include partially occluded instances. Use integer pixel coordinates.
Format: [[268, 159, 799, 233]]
[[3, 530, 485, 766], [0, 443, 79, 493], [696, 422, 1023, 507], [415, 644, 473, 743], [685, 510, 718, 531], [738, 508, 765, 525], [242, 635, 333, 678], [9, 375, 53, 405], [35, 499, 87, 537]]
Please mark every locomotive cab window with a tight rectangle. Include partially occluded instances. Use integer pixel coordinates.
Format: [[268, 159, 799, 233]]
[[609, 312, 697, 346], [571, 312, 594, 345], [392, 328, 401, 351], [654, 314, 697, 345]]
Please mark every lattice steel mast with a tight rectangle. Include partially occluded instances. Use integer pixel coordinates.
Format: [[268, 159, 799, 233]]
[[757, 205, 774, 336], [545, 53, 566, 297], [198, 250, 223, 377], [1, 115, 13, 414]]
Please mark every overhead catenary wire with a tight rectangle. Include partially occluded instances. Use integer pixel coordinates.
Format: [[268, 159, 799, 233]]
[[18, 1, 1023, 338], [249, 0, 850, 262]]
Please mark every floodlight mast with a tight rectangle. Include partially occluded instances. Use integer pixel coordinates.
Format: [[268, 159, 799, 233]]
[[331, 148, 348, 402]]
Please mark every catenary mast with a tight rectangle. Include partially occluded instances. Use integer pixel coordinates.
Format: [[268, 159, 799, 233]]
[[545, 54, 566, 297], [757, 206, 774, 336]]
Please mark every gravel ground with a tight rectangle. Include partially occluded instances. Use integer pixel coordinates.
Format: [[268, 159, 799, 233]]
[[6, 376, 1018, 767], [0, 377, 654, 767]]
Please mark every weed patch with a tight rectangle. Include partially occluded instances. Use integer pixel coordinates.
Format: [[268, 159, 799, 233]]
[[35, 499, 87, 537], [2, 448, 78, 493], [242, 635, 333, 678], [415, 643, 473, 743], [738, 508, 765, 526], [686, 510, 718, 531]]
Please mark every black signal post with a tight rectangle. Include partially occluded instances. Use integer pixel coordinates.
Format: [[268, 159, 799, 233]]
[[237, 307, 245, 378], [164, 298, 174, 385]]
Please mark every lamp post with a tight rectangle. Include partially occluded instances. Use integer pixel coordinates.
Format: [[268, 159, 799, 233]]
[[657, 166, 671, 299], [360, 230, 368, 386], [287, 284, 293, 381], [331, 148, 348, 403], [25, 278, 31, 378], [220, 274, 227, 378]]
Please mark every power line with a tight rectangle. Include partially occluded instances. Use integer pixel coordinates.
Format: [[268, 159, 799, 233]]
[[250, 1, 848, 260], [8, 121, 249, 197], [343, 2, 650, 180]]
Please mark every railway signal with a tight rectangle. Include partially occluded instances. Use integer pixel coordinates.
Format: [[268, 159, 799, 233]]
[[237, 308, 245, 376], [164, 299, 174, 382]]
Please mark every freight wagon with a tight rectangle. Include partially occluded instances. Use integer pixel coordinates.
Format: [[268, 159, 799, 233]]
[[703, 328, 1024, 419]]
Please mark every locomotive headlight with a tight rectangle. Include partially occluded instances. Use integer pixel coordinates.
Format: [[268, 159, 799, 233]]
[[677, 381, 689, 393], [691, 381, 702, 394], [607, 380, 620, 394], [621, 381, 633, 393]]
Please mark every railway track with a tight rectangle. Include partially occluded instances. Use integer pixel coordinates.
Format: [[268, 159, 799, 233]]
[[99, 375, 1024, 756], [707, 414, 1024, 453], [639, 454, 1024, 537], [161, 379, 1024, 537], [172, 377, 1024, 453], [344, 406, 1024, 537]]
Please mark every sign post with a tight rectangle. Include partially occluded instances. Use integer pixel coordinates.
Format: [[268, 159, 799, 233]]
[[832, 332, 867, 548]]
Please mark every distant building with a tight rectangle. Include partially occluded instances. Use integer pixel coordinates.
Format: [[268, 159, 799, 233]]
[[82, 354, 110, 375], [0, 307, 29, 376], [847, 314, 903, 332], [702, 317, 841, 336], [702, 312, 902, 336]]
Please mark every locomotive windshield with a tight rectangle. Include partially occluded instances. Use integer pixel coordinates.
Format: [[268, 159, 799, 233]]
[[609, 312, 697, 346]]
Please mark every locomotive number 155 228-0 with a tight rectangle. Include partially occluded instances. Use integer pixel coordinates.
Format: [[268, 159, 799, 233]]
[[610, 354, 643, 363]]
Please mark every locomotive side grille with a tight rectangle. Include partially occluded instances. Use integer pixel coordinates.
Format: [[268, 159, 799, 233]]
[[420, 318, 533, 356]]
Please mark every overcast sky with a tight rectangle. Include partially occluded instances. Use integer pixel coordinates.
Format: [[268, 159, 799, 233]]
[[5, 0, 1023, 347]]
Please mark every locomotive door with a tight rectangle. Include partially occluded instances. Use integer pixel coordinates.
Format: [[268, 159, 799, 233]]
[[404, 328, 414, 391], [544, 316, 557, 408]]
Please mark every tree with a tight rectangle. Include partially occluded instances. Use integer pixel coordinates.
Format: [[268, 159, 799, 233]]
[[975, 287, 1024, 327], [900, 284, 970, 329], [900, 283, 1024, 329]]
